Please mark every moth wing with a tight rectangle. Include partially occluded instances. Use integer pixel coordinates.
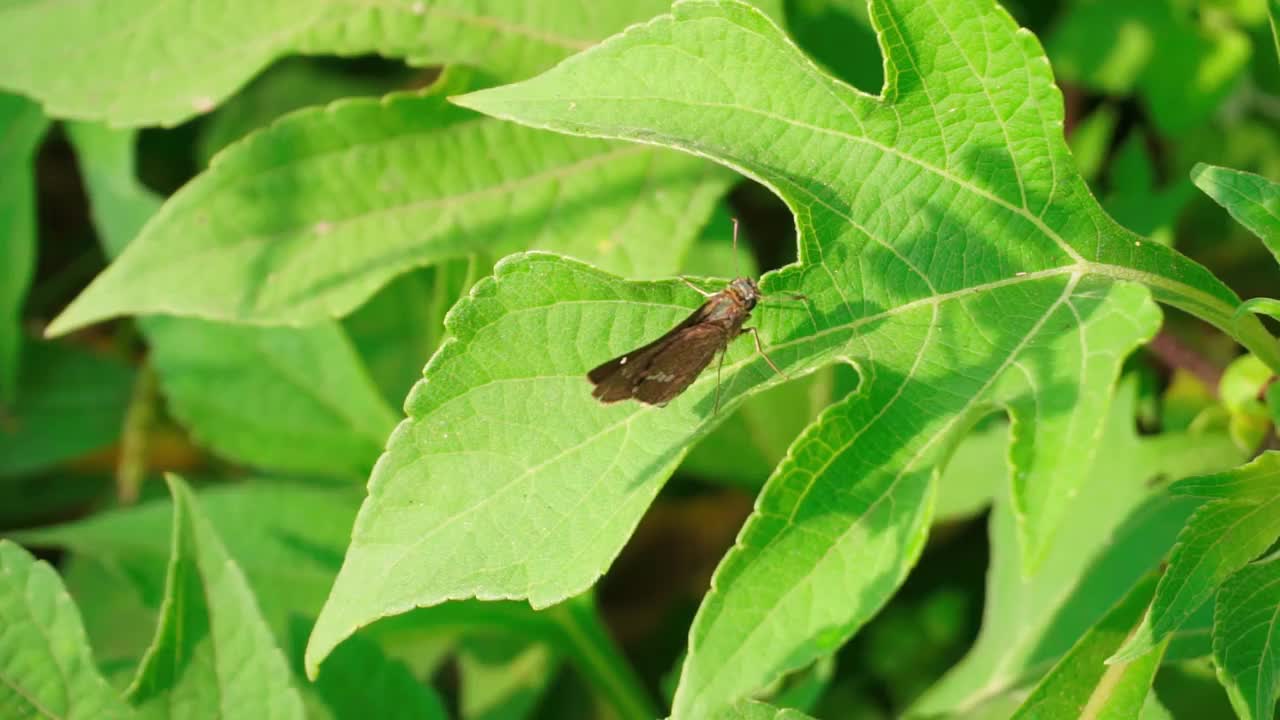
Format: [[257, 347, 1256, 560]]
[[631, 322, 730, 405], [588, 304, 713, 403]]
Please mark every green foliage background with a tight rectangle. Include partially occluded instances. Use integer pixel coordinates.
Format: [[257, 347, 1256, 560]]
[[2, 1, 1279, 719]]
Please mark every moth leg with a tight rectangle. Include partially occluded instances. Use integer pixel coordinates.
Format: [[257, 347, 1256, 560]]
[[745, 326, 788, 380], [678, 276, 715, 298], [713, 348, 728, 415]]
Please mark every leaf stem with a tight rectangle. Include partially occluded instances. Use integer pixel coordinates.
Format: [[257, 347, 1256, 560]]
[[116, 360, 156, 504], [548, 595, 657, 720]]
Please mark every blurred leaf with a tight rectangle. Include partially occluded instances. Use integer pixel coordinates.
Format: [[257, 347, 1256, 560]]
[[0, 340, 134, 477], [148, 318, 399, 476], [1212, 551, 1280, 720], [1067, 105, 1119, 185], [785, 0, 883, 93], [1011, 573, 1165, 720], [345, 259, 479, 408], [0, 0, 786, 127], [1113, 451, 1280, 662], [1048, 0, 1252, 135], [198, 58, 413, 165], [1219, 353, 1273, 451], [289, 618, 447, 720], [0, 92, 46, 405], [13, 481, 362, 649], [1192, 163, 1280, 264], [126, 476, 304, 719], [50, 72, 733, 333], [708, 700, 816, 720], [934, 419, 1006, 522], [458, 634, 558, 720], [67, 121, 400, 476], [913, 380, 1242, 715], [1105, 133, 1195, 246], [0, 540, 134, 719], [1163, 369, 1219, 434]]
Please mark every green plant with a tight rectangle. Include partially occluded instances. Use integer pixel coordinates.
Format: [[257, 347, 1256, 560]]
[[2, 1, 1279, 718]]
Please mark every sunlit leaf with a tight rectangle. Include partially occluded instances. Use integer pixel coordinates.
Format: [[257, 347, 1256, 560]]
[[1192, 163, 1280, 266]]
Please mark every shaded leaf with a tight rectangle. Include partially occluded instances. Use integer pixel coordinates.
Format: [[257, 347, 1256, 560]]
[[289, 618, 447, 720], [66, 121, 399, 476], [458, 635, 557, 720], [1213, 551, 1280, 720], [913, 380, 1242, 715], [0, 341, 134, 477], [1048, 0, 1252, 135], [13, 482, 363, 651], [1113, 452, 1280, 662], [126, 476, 303, 719], [50, 72, 733, 333], [0, 540, 133, 719], [1011, 573, 1165, 720], [0, 92, 46, 405]]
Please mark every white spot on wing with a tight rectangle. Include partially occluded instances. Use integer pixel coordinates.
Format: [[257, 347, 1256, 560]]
[[620, 356, 627, 365]]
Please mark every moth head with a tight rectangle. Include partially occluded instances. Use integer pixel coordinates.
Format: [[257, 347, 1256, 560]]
[[728, 277, 760, 309]]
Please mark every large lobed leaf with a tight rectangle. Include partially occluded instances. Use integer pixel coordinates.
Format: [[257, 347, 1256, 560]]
[[126, 475, 304, 719], [48, 71, 734, 333], [0, 541, 133, 719], [304, 2, 1280, 715]]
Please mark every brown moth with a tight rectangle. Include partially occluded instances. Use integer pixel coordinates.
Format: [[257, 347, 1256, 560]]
[[587, 221, 793, 409]]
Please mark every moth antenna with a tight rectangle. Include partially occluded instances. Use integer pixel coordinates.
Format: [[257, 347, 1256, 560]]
[[731, 217, 741, 279]]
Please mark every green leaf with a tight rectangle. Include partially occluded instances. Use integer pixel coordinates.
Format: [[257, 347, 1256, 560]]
[[0, 341, 134, 477], [345, 260, 479, 408], [913, 380, 1242, 715], [708, 700, 816, 720], [147, 318, 399, 476], [66, 122, 399, 476], [306, 0, 1280, 699], [1113, 452, 1280, 663], [48, 72, 733, 334], [457, 635, 557, 720], [1011, 573, 1166, 720], [1047, 0, 1252, 135], [196, 57, 412, 165], [13, 481, 363, 651], [126, 475, 304, 719], [288, 618, 447, 720], [0, 92, 47, 405], [0, 540, 134, 719], [1191, 163, 1280, 265], [0, 0, 773, 127], [1213, 551, 1280, 720]]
